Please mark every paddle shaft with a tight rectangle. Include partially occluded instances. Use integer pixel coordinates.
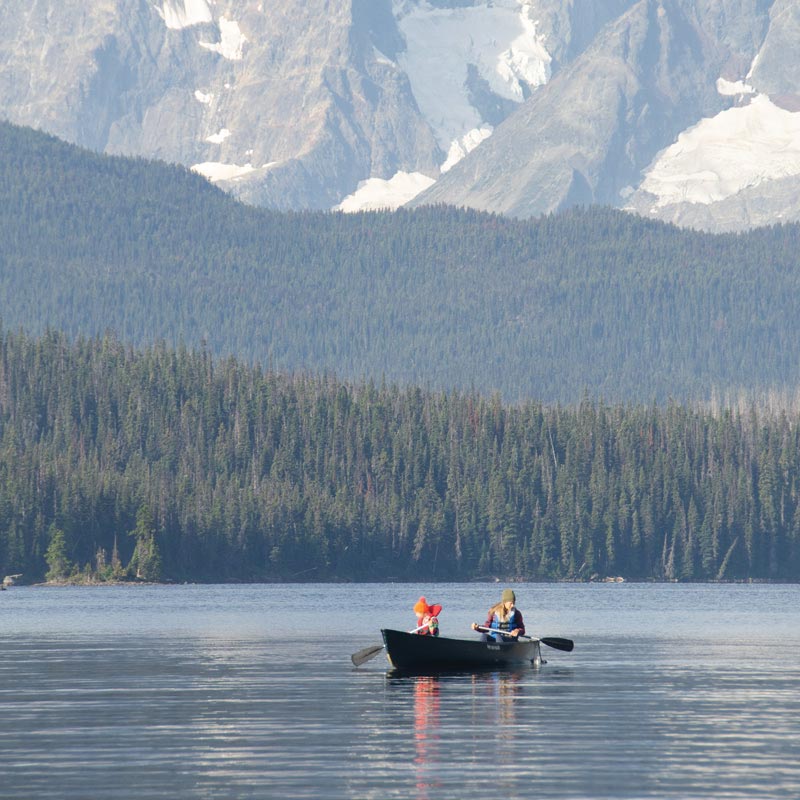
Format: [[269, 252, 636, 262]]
[[476, 626, 574, 652], [475, 625, 533, 641], [402, 622, 431, 635]]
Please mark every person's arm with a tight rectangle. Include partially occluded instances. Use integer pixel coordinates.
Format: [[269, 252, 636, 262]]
[[512, 609, 525, 637], [471, 611, 495, 631]]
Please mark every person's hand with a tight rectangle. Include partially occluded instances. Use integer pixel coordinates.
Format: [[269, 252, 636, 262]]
[[510, 629, 520, 638], [471, 622, 478, 630]]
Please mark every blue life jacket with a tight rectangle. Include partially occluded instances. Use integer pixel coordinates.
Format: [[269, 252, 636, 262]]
[[489, 609, 517, 642]]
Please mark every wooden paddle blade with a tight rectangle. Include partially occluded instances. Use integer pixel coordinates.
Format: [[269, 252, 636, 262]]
[[351, 644, 385, 666], [540, 637, 574, 652]]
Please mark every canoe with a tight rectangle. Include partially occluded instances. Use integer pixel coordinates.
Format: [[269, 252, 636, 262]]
[[381, 628, 542, 671]]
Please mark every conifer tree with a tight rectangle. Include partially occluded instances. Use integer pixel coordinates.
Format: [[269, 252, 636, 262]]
[[128, 506, 163, 581], [45, 525, 72, 582]]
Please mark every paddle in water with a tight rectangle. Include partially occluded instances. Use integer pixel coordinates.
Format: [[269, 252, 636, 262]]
[[475, 626, 574, 652]]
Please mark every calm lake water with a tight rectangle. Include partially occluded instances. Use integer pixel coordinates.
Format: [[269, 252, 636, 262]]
[[1, 582, 799, 799]]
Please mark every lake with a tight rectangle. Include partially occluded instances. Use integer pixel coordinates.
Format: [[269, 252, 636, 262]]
[[1, 582, 799, 799]]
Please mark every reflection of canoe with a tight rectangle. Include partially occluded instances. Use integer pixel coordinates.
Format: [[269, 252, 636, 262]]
[[381, 628, 542, 671]]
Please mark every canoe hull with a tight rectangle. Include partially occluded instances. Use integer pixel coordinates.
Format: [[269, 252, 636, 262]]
[[381, 628, 541, 671]]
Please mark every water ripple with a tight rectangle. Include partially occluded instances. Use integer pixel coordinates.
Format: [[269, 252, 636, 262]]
[[1, 583, 800, 798]]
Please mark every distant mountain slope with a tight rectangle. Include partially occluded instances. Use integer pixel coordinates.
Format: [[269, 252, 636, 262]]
[[4, 0, 799, 230], [4, 121, 800, 402], [1, 0, 553, 211], [412, 0, 790, 230], [0, 0, 440, 210]]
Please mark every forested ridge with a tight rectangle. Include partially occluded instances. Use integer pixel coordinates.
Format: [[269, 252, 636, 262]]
[[4, 120, 800, 402], [1, 329, 799, 583]]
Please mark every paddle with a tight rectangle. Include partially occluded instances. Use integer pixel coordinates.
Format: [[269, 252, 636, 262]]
[[351, 623, 428, 666], [475, 626, 574, 652], [538, 636, 574, 652]]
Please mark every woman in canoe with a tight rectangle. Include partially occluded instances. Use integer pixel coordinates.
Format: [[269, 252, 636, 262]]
[[413, 596, 442, 636], [471, 588, 525, 642]]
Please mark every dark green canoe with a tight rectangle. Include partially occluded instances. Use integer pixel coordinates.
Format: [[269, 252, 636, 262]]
[[381, 628, 542, 671]]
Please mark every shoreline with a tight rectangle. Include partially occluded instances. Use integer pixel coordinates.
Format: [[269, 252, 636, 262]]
[[17, 576, 800, 588]]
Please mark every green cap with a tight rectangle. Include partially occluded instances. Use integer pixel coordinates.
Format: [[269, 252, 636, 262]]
[[502, 588, 515, 603]]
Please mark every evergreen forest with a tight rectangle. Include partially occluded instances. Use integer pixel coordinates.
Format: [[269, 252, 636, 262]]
[[4, 120, 800, 403], [2, 328, 799, 584]]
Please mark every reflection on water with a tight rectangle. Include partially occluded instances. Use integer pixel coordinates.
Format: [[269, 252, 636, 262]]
[[378, 665, 580, 799], [413, 677, 440, 799], [1, 583, 800, 799], [405, 670, 528, 800]]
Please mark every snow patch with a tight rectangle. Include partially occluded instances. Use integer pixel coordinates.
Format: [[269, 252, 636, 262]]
[[206, 128, 231, 144], [747, 53, 759, 80], [639, 94, 800, 207], [373, 46, 395, 67], [192, 162, 254, 182], [192, 161, 276, 182], [394, 0, 550, 150], [200, 17, 247, 60], [194, 90, 214, 104], [716, 77, 755, 97], [336, 171, 436, 212], [157, 0, 212, 30], [496, 6, 551, 101], [441, 126, 493, 172]]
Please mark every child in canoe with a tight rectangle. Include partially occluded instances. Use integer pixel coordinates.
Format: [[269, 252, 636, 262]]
[[413, 596, 442, 636]]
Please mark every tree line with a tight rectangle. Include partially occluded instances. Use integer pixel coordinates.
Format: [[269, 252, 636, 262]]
[[1, 328, 799, 583], [5, 119, 800, 402]]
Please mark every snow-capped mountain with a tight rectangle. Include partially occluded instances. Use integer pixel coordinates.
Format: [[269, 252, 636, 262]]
[[1, 0, 798, 231]]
